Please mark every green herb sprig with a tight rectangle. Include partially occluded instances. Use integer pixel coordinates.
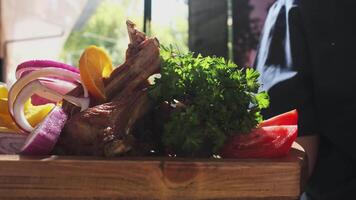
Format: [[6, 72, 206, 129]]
[[149, 46, 269, 157]]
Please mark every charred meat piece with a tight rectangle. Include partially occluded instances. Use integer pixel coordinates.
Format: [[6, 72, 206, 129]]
[[55, 20, 161, 156], [105, 38, 160, 101], [125, 20, 147, 59], [61, 85, 83, 117], [55, 90, 151, 156], [62, 20, 159, 118], [105, 20, 160, 98]]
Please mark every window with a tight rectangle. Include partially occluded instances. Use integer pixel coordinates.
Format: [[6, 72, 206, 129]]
[[151, 0, 188, 53], [61, 0, 189, 67], [60, 0, 144, 66], [1, 0, 273, 83]]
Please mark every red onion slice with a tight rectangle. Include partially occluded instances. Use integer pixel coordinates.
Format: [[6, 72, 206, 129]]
[[39, 78, 78, 95], [31, 79, 79, 105], [16, 60, 79, 79], [20, 106, 67, 155], [8, 67, 89, 117], [12, 80, 89, 132]]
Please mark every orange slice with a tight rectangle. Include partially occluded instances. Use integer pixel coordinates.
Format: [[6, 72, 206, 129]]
[[79, 45, 113, 101]]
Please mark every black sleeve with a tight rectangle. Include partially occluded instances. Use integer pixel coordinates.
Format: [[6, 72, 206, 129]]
[[298, 0, 356, 160], [253, 0, 317, 136]]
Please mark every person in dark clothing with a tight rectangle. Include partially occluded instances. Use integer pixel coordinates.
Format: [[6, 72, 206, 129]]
[[254, 0, 356, 199]]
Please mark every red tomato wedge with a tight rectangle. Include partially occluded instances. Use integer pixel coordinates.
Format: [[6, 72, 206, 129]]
[[259, 109, 298, 127], [221, 110, 298, 158], [221, 125, 298, 158]]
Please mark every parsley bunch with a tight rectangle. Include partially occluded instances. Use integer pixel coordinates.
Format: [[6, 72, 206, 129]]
[[149, 46, 269, 157]]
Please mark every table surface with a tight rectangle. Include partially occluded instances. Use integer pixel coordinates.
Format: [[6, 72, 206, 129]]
[[0, 148, 307, 200]]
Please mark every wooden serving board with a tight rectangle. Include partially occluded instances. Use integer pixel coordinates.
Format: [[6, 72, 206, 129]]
[[0, 148, 307, 200]]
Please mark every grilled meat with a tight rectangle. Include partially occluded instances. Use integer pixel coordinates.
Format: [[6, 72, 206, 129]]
[[105, 37, 160, 101], [54, 20, 160, 156], [56, 90, 151, 156]]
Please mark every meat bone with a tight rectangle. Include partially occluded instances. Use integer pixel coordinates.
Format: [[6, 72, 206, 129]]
[[54, 20, 161, 156]]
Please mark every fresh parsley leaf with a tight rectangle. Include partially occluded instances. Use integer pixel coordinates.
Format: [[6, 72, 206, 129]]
[[148, 46, 269, 157]]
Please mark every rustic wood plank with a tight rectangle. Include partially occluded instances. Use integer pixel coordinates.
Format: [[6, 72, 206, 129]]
[[189, 0, 228, 58], [0, 149, 306, 200]]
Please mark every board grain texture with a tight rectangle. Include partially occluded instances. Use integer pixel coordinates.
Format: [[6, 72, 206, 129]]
[[0, 148, 306, 200]]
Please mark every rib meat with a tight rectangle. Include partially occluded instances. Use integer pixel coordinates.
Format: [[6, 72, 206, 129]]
[[105, 36, 160, 101], [56, 90, 151, 156], [54, 20, 160, 156]]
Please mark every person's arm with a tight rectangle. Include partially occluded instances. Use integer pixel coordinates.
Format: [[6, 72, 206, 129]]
[[293, 135, 319, 178]]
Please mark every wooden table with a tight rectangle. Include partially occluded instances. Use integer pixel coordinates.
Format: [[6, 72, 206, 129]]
[[0, 148, 307, 200]]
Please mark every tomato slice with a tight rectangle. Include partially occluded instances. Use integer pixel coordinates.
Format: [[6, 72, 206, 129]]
[[221, 110, 299, 158], [220, 125, 298, 158], [259, 109, 298, 127]]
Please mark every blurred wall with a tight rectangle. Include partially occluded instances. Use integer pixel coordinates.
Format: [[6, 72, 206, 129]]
[[0, 0, 87, 84]]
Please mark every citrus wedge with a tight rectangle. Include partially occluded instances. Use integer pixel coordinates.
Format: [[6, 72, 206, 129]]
[[0, 113, 20, 131], [0, 84, 9, 115], [24, 100, 55, 127], [0, 126, 19, 133], [0, 98, 9, 115], [0, 83, 8, 98], [79, 45, 113, 102]]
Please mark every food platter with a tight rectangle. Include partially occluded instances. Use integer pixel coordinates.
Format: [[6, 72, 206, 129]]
[[0, 148, 306, 200], [0, 20, 306, 200]]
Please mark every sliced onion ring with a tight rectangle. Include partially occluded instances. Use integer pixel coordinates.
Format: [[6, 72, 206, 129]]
[[20, 106, 67, 155], [16, 60, 79, 79], [8, 67, 88, 117], [39, 78, 78, 95], [13, 80, 89, 132], [31, 78, 79, 105]]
